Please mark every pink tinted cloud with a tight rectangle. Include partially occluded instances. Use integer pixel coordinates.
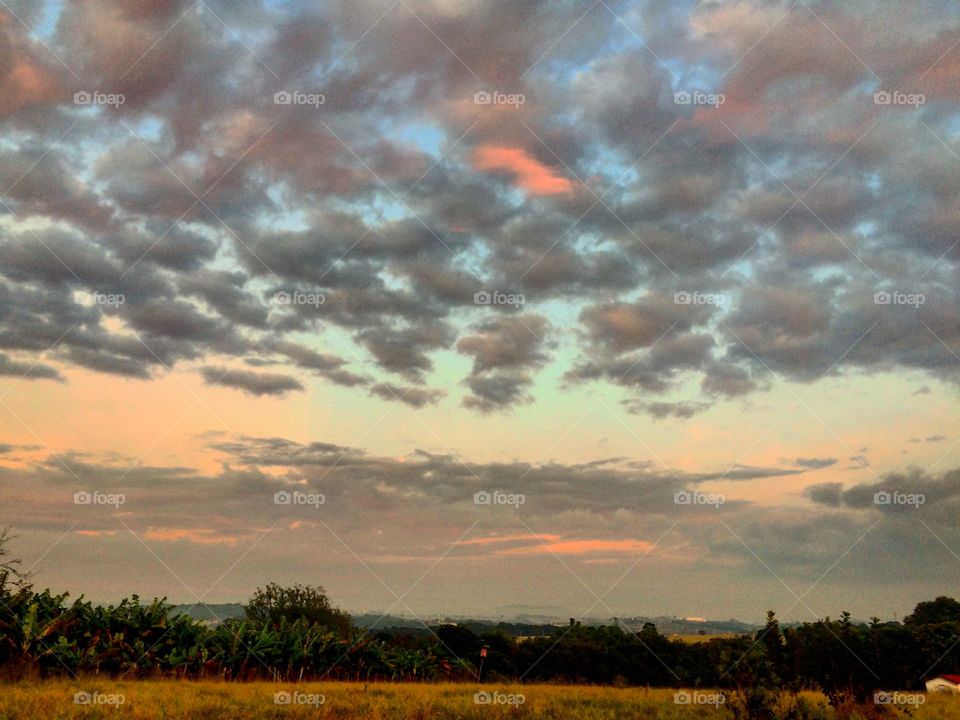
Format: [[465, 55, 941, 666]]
[[458, 533, 561, 546], [472, 144, 574, 196], [0, 61, 62, 117], [460, 533, 654, 557], [142, 527, 241, 546], [497, 538, 654, 556]]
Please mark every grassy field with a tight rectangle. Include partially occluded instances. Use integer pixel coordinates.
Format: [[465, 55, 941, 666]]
[[669, 633, 743, 643], [0, 681, 952, 720]]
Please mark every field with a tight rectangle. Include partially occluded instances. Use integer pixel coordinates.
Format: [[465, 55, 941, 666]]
[[669, 633, 743, 644], [0, 681, 953, 720]]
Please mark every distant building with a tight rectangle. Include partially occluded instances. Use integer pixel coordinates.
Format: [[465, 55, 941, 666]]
[[684, 617, 707, 623], [925, 675, 960, 693]]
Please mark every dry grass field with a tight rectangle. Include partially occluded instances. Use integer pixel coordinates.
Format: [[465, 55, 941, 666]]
[[0, 681, 954, 720]]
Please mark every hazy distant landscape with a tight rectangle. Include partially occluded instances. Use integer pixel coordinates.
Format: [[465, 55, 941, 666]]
[[174, 602, 759, 635]]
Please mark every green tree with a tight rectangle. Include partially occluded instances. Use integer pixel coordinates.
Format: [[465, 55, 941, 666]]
[[0, 528, 30, 595], [904, 596, 960, 625], [758, 611, 786, 680], [244, 583, 350, 636]]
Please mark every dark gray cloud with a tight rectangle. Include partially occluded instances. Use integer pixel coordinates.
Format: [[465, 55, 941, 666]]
[[369, 382, 444, 408], [626, 400, 712, 419], [806, 468, 960, 521], [794, 457, 839, 470], [0, 352, 63, 381], [199, 366, 304, 396], [457, 314, 550, 411]]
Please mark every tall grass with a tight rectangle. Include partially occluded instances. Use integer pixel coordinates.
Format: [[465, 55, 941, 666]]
[[0, 681, 952, 720]]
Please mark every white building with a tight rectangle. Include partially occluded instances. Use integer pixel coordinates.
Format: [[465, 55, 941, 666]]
[[925, 675, 960, 693]]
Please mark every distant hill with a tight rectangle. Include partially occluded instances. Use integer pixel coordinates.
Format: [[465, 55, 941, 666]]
[[352, 612, 759, 637], [172, 604, 759, 637], [172, 603, 245, 624]]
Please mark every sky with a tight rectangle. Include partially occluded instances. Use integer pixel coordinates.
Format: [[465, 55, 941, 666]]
[[0, 0, 959, 623]]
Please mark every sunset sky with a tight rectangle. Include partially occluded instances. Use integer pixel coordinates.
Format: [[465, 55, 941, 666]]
[[1, 0, 959, 623]]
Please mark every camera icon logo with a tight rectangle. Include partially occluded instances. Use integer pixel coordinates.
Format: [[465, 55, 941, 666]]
[[874, 491, 891, 505], [474, 491, 492, 505], [474, 691, 492, 704], [474, 291, 492, 305], [274, 491, 292, 505], [674, 291, 692, 304], [674, 91, 692, 105], [674, 691, 692, 704], [74, 491, 92, 505], [274, 691, 292, 704], [874, 291, 891, 304], [674, 490, 692, 505], [73, 91, 92, 105], [874, 691, 891, 705], [74, 691, 92, 705], [274, 91, 292, 105], [873, 91, 891, 105], [273, 291, 291, 305], [473, 91, 492, 105]]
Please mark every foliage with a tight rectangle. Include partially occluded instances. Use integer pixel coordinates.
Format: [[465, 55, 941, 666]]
[[244, 583, 351, 637], [0, 528, 30, 596]]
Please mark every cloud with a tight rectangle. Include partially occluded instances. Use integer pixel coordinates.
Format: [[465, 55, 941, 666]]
[[804, 482, 844, 507], [472, 144, 574, 196], [199, 366, 304, 396], [0, 352, 63, 381], [0, 13, 63, 117], [142, 527, 243, 546], [369, 382, 444, 408], [626, 400, 712, 419], [495, 537, 655, 557], [793, 457, 839, 470], [805, 468, 960, 518], [456, 314, 551, 412], [579, 296, 714, 353], [456, 314, 549, 374]]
